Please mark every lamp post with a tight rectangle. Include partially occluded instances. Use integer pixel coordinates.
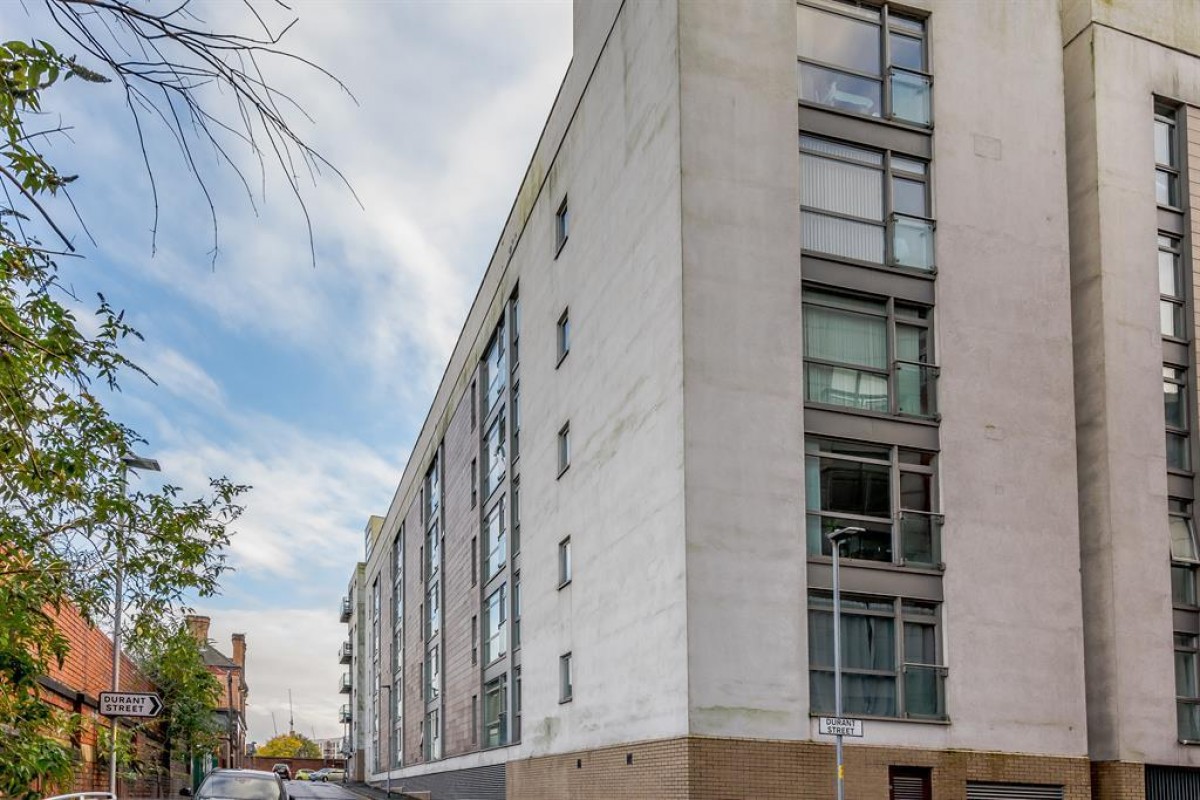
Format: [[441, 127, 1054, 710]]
[[110, 454, 161, 797], [826, 525, 864, 800]]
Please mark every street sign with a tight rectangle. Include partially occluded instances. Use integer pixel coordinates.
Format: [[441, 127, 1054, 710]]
[[818, 716, 864, 738], [99, 691, 163, 718]]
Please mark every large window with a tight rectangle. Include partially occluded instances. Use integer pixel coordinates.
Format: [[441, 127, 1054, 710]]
[[808, 591, 945, 719], [423, 709, 441, 760], [796, 0, 930, 127], [1165, 367, 1191, 472], [484, 415, 506, 498], [804, 289, 936, 417], [484, 499, 507, 582], [1157, 109, 1181, 209], [1178, 633, 1200, 741], [484, 586, 508, 665], [484, 326, 507, 415], [425, 580, 440, 640], [1161, 236, 1187, 339], [806, 437, 939, 567], [484, 676, 508, 748], [424, 645, 440, 703], [801, 136, 933, 270]]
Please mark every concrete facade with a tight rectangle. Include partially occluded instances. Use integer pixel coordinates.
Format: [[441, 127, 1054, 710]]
[[337, 1, 1200, 797]]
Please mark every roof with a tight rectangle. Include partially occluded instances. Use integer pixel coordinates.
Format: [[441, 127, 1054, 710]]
[[201, 642, 238, 669]]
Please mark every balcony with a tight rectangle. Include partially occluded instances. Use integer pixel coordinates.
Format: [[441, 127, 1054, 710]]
[[338, 704, 352, 724], [338, 640, 352, 664], [901, 663, 947, 720], [339, 596, 352, 623], [339, 673, 352, 694]]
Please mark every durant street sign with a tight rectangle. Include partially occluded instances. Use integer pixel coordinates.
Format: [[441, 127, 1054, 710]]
[[99, 691, 163, 718], [818, 716, 864, 738]]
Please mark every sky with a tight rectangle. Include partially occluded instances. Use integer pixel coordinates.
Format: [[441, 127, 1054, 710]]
[[0, 0, 573, 746]]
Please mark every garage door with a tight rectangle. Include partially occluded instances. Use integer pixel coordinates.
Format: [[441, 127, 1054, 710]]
[[966, 782, 1064, 800]]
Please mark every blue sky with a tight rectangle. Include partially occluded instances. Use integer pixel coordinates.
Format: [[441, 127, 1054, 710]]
[[1, 0, 572, 744]]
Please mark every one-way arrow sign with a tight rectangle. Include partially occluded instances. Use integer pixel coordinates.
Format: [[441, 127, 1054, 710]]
[[99, 691, 163, 718]]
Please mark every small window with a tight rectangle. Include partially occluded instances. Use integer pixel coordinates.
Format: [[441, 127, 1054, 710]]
[[558, 422, 571, 476], [1156, 108, 1181, 209], [555, 195, 569, 255], [558, 537, 572, 587], [471, 379, 477, 430], [471, 695, 478, 744], [513, 571, 522, 649], [471, 614, 478, 665], [557, 308, 571, 365], [470, 458, 478, 508], [559, 652, 573, 702]]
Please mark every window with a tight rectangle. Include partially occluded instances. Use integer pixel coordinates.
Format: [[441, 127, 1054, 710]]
[[484, 499, 507, 582], [808, 592, 945, 719], [1157, 109, 1181, 208], [510, 292, 521, 366], [557, 308, 570, 365], [471, 615, 478, 665], [806, 437, 939, 567], [471, 379, 477, 430], [1172, 500, 1198, 562], [512, 477, 521, 555], [471, 695, 478, 745], [512, 382, 521, 461], [558, 537, 572, 587], [803, 289, 936, 417], [484, 415, 507, 497], [1178, 633, 1200, 741], [801, 136, 933, 270], [1166, 367, 1191, 472], [889, 767, 931, 800], [423, 709, 441, 760], [513, 571, 522, 649], [555, 195, 569, 255], [470, 458, 478, 508], [559, 653, 573, 702], [484, 325, 507, 415], [424, 645, 440, 703], [796, 0, 930, 127], [425, 458, 441, 581], [484, 676, 508, 747], [558, 422, 571, 476], [471, 537, 478, 586], [484, 585, 508, 664], [514, 666, 522, 741], [1161, 236, 1187, 339], [425, 580, 440, 640]]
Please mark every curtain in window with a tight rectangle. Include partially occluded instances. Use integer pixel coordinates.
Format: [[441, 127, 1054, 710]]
[[802, 152, 884, 262], [1172, 516, 1198, 561], [805, 304, 888, 410]]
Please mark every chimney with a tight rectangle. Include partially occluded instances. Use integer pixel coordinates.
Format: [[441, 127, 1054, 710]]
[[185, 614, 211, 644], [232, 633, 246, 668]]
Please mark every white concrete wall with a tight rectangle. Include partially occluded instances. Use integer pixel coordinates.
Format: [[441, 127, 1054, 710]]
[[676, 0, 808, 740], [515, 0, 689, 757], [1064, 1, 1200, 766]]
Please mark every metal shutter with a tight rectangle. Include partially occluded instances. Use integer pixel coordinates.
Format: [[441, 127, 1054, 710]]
[[891, 774, 928, 800], [966, 782, 1064, 800], [1147, 765, 1200, 800]]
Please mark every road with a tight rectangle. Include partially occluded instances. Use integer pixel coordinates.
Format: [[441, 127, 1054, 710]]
[[285, 780, 359, 800]]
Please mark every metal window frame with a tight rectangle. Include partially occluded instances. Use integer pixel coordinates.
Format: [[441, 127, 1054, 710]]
[[1157, 111, 1183, 211], [557, 422, 571, 477], [559, 652, 573, 703], [1165, 366, 1192, 475], [557, 307, 571, 366], [558, 537, 572, 588], [484, 585, 508, 666]]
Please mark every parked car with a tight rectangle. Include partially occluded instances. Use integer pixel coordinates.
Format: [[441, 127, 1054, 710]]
[[181, 769, 286, 800], [271, 764, 291, 781], [309, 769, 329, 781], [317, 768, 345, 783], [294, 770, 313, 781]]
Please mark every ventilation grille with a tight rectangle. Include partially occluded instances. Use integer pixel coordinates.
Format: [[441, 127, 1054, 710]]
[[892, 774, 928, 800], [966, 782, 1064, 800], [1147, 765, 1200, 800]]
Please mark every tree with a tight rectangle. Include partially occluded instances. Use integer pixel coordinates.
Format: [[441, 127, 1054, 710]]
[[132, 623, 222, 776], [0, 2, 344, 795], [256, 733, 321, 760]]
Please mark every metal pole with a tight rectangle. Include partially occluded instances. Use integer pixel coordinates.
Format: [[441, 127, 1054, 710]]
[[832, 536, 844, 800], [109, 464, 127, 797]]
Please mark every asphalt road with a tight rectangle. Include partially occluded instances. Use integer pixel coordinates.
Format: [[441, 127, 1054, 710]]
[[284, 780, 359, 800]]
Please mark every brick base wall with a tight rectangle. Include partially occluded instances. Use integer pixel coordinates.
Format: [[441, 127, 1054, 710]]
[[506, 736, 1093, 800], [1092, 761, 1145, 800]]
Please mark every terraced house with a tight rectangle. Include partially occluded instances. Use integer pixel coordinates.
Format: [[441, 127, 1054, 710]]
[[337, 1, 1200, 797]]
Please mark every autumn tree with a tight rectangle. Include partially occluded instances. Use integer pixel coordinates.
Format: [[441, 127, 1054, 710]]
[[256, 733, 321, 760], [0, 1, 346, 795]]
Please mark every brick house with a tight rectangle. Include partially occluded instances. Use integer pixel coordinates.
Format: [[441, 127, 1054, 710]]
[[184, 615, 248, 769]]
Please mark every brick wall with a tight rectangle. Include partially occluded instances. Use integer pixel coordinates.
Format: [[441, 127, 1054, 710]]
[[506, 736, 1094, 800], [1092, 761, 1145, 800]]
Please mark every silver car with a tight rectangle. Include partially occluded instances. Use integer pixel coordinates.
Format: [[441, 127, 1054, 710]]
[[182, 769, 287, 800]]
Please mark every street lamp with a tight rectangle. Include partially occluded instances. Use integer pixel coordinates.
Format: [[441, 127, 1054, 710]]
[[110, 454, 161, 796], [826, 525, 864, 800]]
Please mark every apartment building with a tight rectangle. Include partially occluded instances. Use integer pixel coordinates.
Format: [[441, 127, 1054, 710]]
[[337, 1, 1200, 797]]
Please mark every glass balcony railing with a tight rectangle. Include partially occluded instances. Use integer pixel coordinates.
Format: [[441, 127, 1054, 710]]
[[339, 597, 352, 623], [338, 641, 352, 664], [338, 704, 352, 724], [888, 68, 931, 127], [339, 673, 352, 694], [895, 360, 938, 418], [902, 663, 947, 719], [1180, 700, 1200, 741], [888, 213, 935, 271], [899, 511, 942, 567]]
